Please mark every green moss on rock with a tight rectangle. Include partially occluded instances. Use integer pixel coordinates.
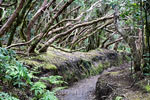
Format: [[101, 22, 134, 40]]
[[44, 64, 57, 70]]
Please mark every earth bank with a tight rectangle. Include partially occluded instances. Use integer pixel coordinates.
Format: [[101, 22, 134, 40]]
[[95, 63, 150, 100], [20, 47, 128, 83]]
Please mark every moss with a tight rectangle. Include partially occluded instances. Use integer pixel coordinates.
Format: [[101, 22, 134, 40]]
[[97, 48, 104, 52], [89, 64, 103, 75], [44, 64, 57, 70], [97, 63, 104, 72], [117, 56, 123, 65], [89, 62, 112, 76], [136, 78, 150, 93], [125, 55, 131, 61], [103, 62, 110, 68], [21, 58, 57, 70], [115, 96, 123, 100], [19, 47, 70, 70], [63, 71, 79, 82], [110, 72, 120, 76], [29, 48, 67, 65], [33, 51, 57, 62], [80, 64, 90, 77], [144, 85, 150, 92], [23, 59, 40, 67]]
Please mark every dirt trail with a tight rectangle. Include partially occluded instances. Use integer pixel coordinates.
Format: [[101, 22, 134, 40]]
[[56, 64, 129, 100], [57, 75, 99, 100], [57, 63, 150, 100]]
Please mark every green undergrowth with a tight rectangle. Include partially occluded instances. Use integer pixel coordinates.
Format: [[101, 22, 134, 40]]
[[0, 92, 19, 100], [0, 47, 66, 100]]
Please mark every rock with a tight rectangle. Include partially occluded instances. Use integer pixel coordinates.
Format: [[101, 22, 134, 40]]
[[95, 78, 113, 100]]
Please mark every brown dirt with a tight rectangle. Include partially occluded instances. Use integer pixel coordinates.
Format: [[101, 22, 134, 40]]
[[95, 63, 150, 100], [57, 75, 99, 100]]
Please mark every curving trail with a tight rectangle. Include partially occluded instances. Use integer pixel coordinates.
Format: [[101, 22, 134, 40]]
[[57, 63, 133, 100]]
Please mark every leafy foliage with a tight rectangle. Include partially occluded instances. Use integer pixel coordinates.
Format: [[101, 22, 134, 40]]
[[0, 92, 19, 100], [144, 85, 150, 92], [31, 82, 46, 97], [41, 75, 67, 85], [0, 47, 31, 87], [31, 76, 67, 100], [115, 96, 123, 100], [40, 90, 58, 100]]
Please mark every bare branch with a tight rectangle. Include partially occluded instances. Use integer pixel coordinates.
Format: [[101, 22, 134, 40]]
[[66, 6, 81, 16], [39, 15, 114, 52], [50, 44, 85, 53], [75, 19, 114, 45], [105, 37, 123, 49], [6, 33, 42, 49], [101, 32, 115, 48], [0, 1, 17, 8]]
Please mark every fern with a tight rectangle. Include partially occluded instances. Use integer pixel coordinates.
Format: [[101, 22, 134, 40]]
[[0, 92, 19, 100]]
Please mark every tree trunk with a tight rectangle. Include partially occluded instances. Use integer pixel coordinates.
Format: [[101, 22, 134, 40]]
[[0, 0, 25, 37]]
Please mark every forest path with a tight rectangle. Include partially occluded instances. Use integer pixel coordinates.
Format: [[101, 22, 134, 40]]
[[56, 63, 131, 100], [57, 75, 99, 100]]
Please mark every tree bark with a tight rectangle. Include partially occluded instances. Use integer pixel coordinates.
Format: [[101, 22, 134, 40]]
[[0, 0, 25, 37], [7, 0, 32, 46], [26, 0, 54, 40]]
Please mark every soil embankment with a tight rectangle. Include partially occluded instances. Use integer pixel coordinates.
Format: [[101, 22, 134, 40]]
[[21, 47, 127, 83], [95, 63, 150, 100]]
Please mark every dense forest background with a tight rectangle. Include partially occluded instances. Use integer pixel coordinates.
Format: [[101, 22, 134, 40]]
[[0, 0, 150, 100]]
